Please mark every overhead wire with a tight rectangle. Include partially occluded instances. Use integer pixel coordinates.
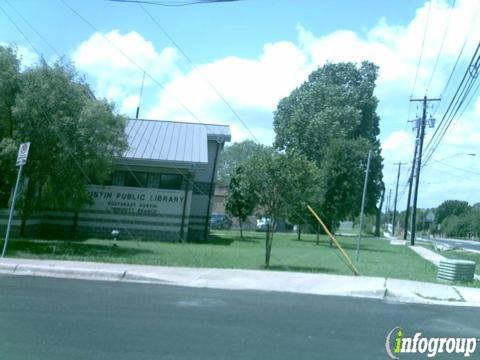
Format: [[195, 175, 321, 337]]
[[0, 2, 208, 251], [134, 0, 259, 142], [60, 0, 303, 272], [426, 0, 455, 92], [410, 0, 433, 99], [107, 0, 243, 7], [65, 0, 362, 270], [4, 0, 60, 57], [421, 41, 480, 166]]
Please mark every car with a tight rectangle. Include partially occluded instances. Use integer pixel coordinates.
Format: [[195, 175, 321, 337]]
[[256, 217, 272, 231], [210, 213, 232, 230]]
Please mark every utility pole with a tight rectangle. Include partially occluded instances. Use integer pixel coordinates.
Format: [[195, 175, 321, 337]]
[[385, 189, 391, 231], [356, 149, 371, 261], [410, 95, 440, 245], [403, 122, 421, 240], [392, 162, 405, 236]]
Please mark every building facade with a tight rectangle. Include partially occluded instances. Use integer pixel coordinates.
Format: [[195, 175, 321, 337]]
[[0, 119, 230, 241]]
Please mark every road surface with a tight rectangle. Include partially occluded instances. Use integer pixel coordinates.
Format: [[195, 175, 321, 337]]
[[419, 236, 480, 252], [1, 275, 479, 359]]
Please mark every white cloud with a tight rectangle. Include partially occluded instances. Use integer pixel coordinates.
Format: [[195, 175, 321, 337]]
[[69, 0, 480, 207], [72, 30, 181, 115]]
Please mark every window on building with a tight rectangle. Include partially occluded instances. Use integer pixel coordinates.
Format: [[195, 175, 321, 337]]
[[124, 171, 148, 187], [107, 171, 183, 190], [111, 171, 125, 186], [160, 174, 183, 190], [147, 173, 161, 188]]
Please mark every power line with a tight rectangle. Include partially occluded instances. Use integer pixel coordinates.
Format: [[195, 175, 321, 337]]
[[59, 0, 309, 268], [421, 41, 480, 166], [0, 2, 219, 250], [426, 0, 455, 92], [431, 158, 480, 176], [410, 0, 432, 99], [4, 0, 60, 56], [107, 0, 243, 7], [134, 1, 259, 142], [61, 0, 357, 247], [432, 1, 480, 117], [0, 3, 42, 58]]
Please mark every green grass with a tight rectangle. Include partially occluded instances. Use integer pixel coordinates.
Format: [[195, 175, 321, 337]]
[[426, 245, 480, 275], [2, 230, 442, 283]]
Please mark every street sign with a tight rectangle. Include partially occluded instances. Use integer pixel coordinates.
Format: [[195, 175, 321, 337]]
[[3, 142, 30, 257], [16, 142, 30, 166]]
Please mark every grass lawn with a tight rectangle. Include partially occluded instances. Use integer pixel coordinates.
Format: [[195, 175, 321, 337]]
[[2, 230, 441, 283]]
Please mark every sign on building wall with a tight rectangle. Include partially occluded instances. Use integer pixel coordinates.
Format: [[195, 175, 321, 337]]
[[86, 185, 185, 216]]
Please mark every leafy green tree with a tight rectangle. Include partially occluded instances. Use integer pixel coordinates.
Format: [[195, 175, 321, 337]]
[[273, 62, 384, 229], [225, 166, 256, 238], [440, 215, 471, 239], [284, 151, 325, 241], [0, 46, 20, 138], [0, 50, 128, 236], [435, 200, 470, 226], [243, 148, 323, 267], [0, 46, 21, 205], [217, 140, 266, 186]]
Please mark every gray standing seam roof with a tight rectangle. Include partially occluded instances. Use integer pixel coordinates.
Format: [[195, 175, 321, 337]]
[[123, 119, 231, 165]]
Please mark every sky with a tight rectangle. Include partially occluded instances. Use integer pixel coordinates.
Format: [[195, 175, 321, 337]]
[[1, 0, 480, 210]]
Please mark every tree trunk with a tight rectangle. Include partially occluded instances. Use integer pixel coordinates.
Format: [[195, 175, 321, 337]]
[[239, 219, 243, 239], [316, 223, 320, 245], [297, 225, 301, 241], [329, 221, 334, 247], [265, 223, 274, 268], [265, 225, 270, 267], [375, 188, 385, 237], [20, 216, 26, 238], [71, 211, 79, 239]]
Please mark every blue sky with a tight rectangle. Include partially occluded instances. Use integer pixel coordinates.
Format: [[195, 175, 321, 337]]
[[1, 0, 480, 209]]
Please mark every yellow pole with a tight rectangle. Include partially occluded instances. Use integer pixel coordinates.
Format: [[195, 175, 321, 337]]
[[307, 205, 360, 276]]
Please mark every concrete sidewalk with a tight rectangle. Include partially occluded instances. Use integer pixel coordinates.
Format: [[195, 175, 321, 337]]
[[1, 257, 480, 307], [409, 245, 447, 266]]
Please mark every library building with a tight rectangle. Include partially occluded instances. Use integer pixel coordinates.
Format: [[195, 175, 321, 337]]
[[5, 118, 231, 241]]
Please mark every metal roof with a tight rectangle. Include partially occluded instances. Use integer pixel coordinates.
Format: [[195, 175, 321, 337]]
[[122, 119, 231, 167]]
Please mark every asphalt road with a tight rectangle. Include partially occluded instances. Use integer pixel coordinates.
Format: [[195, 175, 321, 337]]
[[419, 236, 480, 252], [1, 275, 479, 360]]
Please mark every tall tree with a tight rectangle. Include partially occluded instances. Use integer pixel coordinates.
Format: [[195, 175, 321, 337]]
[[435, 200, 471, 226], [0, 50, 128, 235], [216, 140, 266, 186], [273, 62, 384, 228], [0, 46, 21, 205], [243, 148, 323, 267], [0, 46, 20, 138], [225, 166, 256, 238]]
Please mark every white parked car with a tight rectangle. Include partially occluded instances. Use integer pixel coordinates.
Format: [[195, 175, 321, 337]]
[[256, 217, 272, 231]]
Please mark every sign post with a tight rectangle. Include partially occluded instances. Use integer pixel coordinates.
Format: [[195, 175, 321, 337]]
[[1, 142, 30, 257], [356, 149, 372, 261]]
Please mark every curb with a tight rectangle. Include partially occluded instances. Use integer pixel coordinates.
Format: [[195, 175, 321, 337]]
[[0, 259, 479, 307]]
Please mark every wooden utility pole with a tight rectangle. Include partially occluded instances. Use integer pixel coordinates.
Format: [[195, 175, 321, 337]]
[[392, 162, 405, 236], [409, 95, 440, 245]]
